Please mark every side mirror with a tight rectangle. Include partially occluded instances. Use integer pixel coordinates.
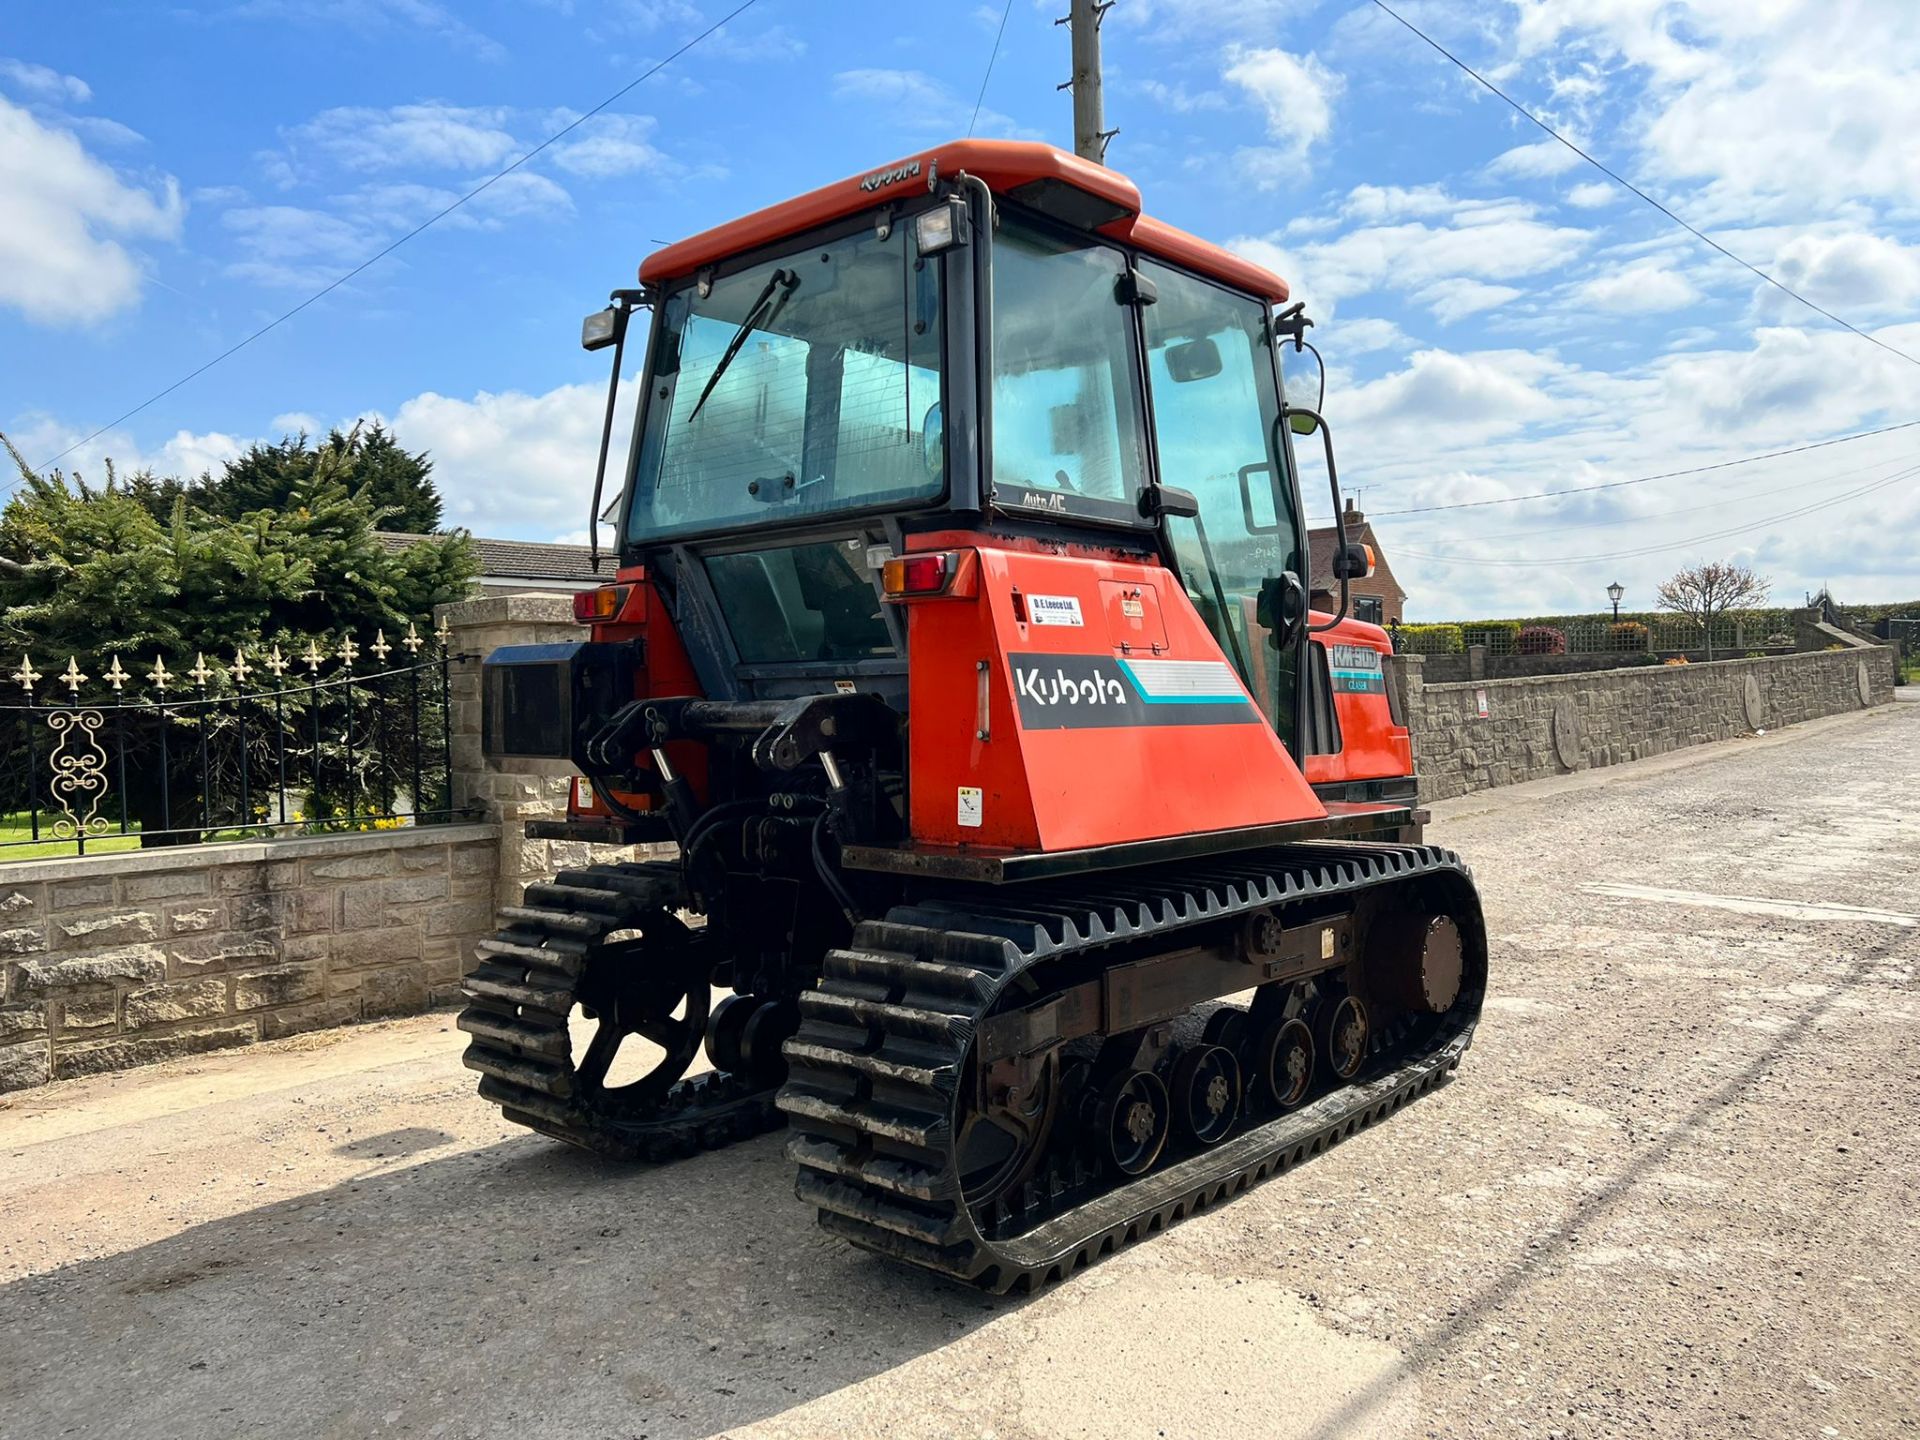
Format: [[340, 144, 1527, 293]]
[[1165, 337, 1222, 383], [1333, 541, 1375, 580], [1287, 408, 1320, 437]]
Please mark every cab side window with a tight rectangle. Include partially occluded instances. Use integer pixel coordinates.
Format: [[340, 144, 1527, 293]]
[[990, 219, 1148, 522]]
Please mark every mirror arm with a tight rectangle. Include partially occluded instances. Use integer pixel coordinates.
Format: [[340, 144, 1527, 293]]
[[586, 291, 649, 575], [1277, 407, 1350, 633]]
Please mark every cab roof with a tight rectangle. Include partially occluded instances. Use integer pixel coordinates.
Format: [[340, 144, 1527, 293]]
[[638, 139, 1290, 305]]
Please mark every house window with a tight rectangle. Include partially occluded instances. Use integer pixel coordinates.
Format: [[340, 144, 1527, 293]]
[[1353, 594, 1384, 625]]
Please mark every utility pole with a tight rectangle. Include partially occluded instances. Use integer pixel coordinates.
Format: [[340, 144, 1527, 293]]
[[1062, 0, 1114, 164]]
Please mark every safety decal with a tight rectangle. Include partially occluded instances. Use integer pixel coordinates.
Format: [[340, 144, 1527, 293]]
[[1026, 594, 1085, 627], [1328, 643, 1386, 694], [1010, 654, 1260, 731], [957, 786, 984, 828]]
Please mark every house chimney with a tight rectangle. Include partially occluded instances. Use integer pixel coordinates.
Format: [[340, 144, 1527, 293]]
[[1344, 495, 1364, 525]]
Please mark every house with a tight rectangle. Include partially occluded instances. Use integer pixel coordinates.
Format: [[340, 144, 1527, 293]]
[[378, 533, 603, 597], [1306, 498, 1407, 626]]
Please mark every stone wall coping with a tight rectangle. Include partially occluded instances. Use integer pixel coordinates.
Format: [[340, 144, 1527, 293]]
[[0, 822, 500, 885], [438, 592, 576, 628], [1422, 645, 1894, 695]]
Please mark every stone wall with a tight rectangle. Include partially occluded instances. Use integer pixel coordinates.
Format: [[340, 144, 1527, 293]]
[[1392, 642, 1898, 804], [0, 824, 498, 1092]]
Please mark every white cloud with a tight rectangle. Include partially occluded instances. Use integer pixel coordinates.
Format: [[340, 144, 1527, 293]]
[[224, 0, 505, 63], [0, 96, 183, 326], [1571, 258, 1701, 313], [384, 380, 640, 536], [1343, 348, 1563, 437], [1329, 317, 1410, 356], [831, 69, 1028, 139], [1504, 1, 1920, 219], [1565, 181, 1614, 209], [1230, 187, 1589, 319], [1420, 278, 1523, 322], [0, 58, 91, 104], [1765, 231, 1920, 318], [278, 103, 521, 177], [1224, 46, 1342, 179], [1484, 139, 1582, 179], [1120, 0, 1310, 38], [1138, 78, 1228, 114], [222, 171, 573, 288], [551, 115, 670, 179]]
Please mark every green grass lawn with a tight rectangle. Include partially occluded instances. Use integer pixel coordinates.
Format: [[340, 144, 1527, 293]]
[[0, 811, 142, 862], [1903, 656, 1920, 686]]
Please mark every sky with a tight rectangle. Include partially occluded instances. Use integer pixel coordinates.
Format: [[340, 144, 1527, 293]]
[[3, 0, 1918, 620]]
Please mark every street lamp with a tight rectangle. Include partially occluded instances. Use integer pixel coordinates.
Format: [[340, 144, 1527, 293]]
[[1607, 580, 1624, 621]]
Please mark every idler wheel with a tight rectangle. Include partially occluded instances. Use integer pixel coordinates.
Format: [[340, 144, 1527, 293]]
[[739, 997, 801, 1083], [1202, 1006, 1249, 1055], [704, 993, 758, 1074], [1096, 1068, 1170, 1176], [1171, 1044, 1241, 1146], [1320, 994, 1370, 1082], [1257, 1017, 1315, 1111], [1371, 912, 1464, 1015]]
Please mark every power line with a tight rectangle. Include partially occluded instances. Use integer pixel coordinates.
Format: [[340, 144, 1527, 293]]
[[1367, 0, 1920, 372], [968, 0, 1016, 138], [29, 0, 768, 478], [1396, 451, 1911, 544], [1362, 418, 1920, 518], [1395, 462, 1920, 569]]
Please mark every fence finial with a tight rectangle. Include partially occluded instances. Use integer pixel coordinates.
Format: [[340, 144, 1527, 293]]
[[105, 655, 129, 692], [148, 655, 172, 692], [10, 654, 40, 694], [60, 657, 89, 695], [302, 640, 325, 673], [337, 634, 360, 668], [371, 629, 392, 662], [403, 622, 423, 655], [264, 644, 289, 679], [230, 649, 253, 686], [188, 653, 213, 689]]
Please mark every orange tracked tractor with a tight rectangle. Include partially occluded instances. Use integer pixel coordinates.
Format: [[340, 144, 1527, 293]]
[[464, 140, 1484, 1291]]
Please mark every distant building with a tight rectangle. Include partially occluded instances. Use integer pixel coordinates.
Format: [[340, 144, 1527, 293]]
[[377, 532, 603, 597], [1306, 498, 1407, 626]]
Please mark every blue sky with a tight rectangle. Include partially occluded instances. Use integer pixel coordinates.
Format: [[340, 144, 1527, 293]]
[[4, 0, 1918, 618]]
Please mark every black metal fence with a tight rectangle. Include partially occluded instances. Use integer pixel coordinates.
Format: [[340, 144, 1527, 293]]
[[2, 622, 466, 858]]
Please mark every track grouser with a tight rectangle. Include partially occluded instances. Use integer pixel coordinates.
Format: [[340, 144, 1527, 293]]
[[461, 139, 1487, 1291]]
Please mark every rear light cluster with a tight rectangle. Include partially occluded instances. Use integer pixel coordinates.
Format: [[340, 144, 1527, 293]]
[[881, 552, 953, 597], [573, 585, 631, 623]]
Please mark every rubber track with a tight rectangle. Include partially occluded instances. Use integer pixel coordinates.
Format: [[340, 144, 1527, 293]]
[[777, 842, 1486, 1292], [457, 861, 784, 1162]]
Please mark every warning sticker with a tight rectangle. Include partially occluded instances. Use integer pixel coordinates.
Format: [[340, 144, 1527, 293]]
[[1026, 594, 1084, 627], [833, 679, 857, 694], [957, 787, 984, 828]]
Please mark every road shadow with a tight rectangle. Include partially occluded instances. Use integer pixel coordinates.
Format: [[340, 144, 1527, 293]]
[[0, 1124, 1018, 1440], [1300, 930, 1910, 1440]]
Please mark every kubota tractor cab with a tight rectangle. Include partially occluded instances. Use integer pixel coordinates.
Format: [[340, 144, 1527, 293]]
[[466, 141, 1483, 1291]]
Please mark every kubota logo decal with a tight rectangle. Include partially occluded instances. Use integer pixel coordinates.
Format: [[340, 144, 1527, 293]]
[[1010, 654, 1261, 731], [1016, 665, 1125, 708], [858, 160, 921, 192]]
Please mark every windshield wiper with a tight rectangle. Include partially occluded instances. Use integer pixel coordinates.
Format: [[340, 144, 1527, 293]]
[[685, 267, 802, 424]]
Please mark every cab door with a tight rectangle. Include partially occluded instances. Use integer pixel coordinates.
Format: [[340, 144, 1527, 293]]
[[1135, 258, 1306, 753]]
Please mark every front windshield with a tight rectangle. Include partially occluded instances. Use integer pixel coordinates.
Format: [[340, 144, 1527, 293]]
[[628, 218, 946, 542]]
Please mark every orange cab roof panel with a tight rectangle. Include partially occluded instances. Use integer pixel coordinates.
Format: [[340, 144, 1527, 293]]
[[638, 139, 1288, 305]]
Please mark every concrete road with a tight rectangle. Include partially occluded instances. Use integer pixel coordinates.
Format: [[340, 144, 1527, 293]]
[[3, 701, 1917, 1440]]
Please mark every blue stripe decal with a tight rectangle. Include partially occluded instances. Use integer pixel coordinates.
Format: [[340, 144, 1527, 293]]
[[1116, 658, 1248, 705]]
